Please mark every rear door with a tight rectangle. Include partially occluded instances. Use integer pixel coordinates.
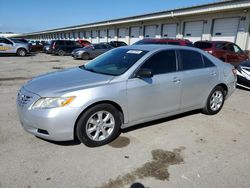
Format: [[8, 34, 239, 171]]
[[178, 49, 218, 109], [127, 50, 182, 122], [0, 38, 15, 54]]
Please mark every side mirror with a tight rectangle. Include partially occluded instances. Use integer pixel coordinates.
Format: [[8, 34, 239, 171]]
[[136, 68, 153, 78]]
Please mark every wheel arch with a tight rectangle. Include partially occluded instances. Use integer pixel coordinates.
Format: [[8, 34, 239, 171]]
[[217, 83, 228, 96], [73, 100, 124, 140]]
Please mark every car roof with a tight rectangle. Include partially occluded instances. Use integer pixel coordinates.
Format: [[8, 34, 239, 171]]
[[140, 38, 190, 42], [119, 44, 199, 52], [195, 41, 231, 44]]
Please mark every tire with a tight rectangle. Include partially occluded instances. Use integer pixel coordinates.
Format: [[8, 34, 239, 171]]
[[76, 103, 121, 147], [17, 48, 27, 57], [58, 50, 65, 56], [202, 86, 225, 115], [82, 53, 90, 60]]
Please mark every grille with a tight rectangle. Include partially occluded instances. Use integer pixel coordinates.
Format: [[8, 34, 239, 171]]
[[17, 91, 33, 106]]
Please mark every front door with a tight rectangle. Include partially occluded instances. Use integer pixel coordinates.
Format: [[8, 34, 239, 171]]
[[0, 38, 15, 54]]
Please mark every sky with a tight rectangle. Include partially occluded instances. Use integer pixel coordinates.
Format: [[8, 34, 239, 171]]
[[0, 0, 218, 34]]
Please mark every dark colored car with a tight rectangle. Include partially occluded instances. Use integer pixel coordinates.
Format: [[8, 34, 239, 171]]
[[133, 38, 193, 46], [109, 41, 127, 48], [194, 41, 249, 66], [51, 40, 82, 56], [236, 60, 250, 90], [78, 39, 91, 47], [29, 41, 45, 52]]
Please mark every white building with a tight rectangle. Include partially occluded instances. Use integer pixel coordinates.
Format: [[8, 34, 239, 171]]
[[17, 0, 250, 50]]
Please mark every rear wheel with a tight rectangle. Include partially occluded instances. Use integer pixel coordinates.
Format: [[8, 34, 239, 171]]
[[82, 53, 90, 60], [76, 103, 121, 147], [58, 50, 65, 56], [17, 48, 27, 57], [203, 86, 225, 115]]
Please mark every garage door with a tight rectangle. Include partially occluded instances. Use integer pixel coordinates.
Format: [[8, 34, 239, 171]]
[[118, 28, 126, 42], [212, 17, 239, 43], [144, 25, 157, 38], [99, 30, 107, 42], [184, 21, 204, 42], [108, 29, 115, 42], [86, 31, 91, 41], [162, 23, 177, 38], [130, 27, 140, 44], [92, 30, 98, 43]]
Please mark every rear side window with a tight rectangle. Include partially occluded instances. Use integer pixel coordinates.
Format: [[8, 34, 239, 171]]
[[179, 50, 203, 70], [194, 42, 212, 49], [56, 41, 65, 45], [215, 43, 227, 50], [65, 41, 74, 45], [141, 50, 177, 74], [202, 55, 215, 67]]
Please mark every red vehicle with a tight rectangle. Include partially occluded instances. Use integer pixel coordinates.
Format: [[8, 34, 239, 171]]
[[77, 39, 91, 47], [194, 41, 249, 66], [133, 38, 193, 46]]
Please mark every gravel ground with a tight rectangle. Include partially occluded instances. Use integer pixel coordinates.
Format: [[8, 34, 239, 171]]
[[0, 53, 250, 188]]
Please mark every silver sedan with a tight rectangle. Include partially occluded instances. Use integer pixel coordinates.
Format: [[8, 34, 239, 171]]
[[17, 45, 236, 147], [72, 43, 113, 60]]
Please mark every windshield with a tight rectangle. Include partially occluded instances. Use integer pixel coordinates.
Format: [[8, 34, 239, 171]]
[[80, 48, 148, 76]]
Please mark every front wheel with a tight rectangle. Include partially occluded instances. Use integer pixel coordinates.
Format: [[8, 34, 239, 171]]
[[203, 86, 225, 115], [76, 104, 121, 147], [82, 53, 90, 60], [17, 48, 27, 56]]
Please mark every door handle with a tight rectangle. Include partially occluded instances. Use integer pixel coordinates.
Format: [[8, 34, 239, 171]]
[[172, 77, 181, 83]]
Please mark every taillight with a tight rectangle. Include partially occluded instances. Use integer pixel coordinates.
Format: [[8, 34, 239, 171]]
[[52, 43, 56, 49]]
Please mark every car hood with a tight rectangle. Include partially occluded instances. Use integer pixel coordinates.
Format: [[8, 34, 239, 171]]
[[24, 67, 114, 97]]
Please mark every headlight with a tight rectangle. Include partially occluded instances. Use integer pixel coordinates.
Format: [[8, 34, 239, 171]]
[[31, 96, 76, 109]]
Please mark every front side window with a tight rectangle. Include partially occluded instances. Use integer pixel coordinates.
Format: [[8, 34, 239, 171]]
[[0, 38, 12, 45], [81, 48, 148, 76], [140, 50, 177, 74], [179, 50, 203, 70]]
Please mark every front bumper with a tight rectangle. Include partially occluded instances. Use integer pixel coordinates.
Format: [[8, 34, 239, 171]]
[[16, 87, 80, 141], [72, 52, 82, 59]]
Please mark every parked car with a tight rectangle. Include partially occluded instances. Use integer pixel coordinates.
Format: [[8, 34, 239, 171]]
[[236, 60, 250, 90], [0, 37, 30, 56], [133, 38, 193, 46], [29, 41, 44, 52], [17, 45, 236, 147], [71, 43, 113, 60], [51, 40, 82, 56], [194, 41, 249, 66], [77, 39, 91, 47], [109, 41, 127, 48]]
